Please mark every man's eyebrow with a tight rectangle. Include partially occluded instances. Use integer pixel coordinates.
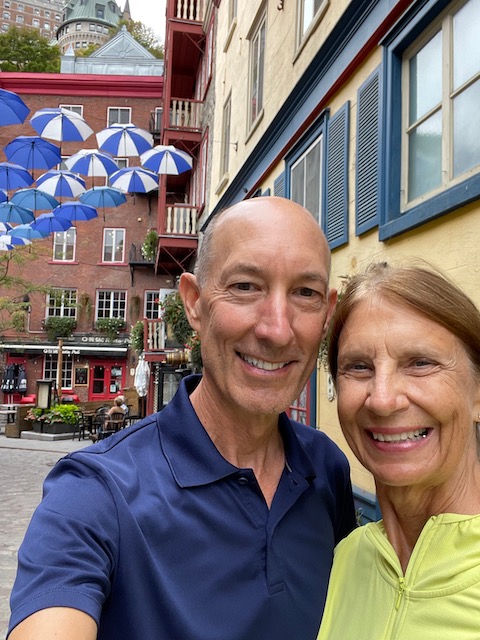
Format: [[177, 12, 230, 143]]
[[222, 263, 328, 283]]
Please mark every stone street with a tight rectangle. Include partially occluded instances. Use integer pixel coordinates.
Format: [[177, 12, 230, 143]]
[[0, 434, 90, 638]]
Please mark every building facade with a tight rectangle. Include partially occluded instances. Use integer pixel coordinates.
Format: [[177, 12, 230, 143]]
[[1, 0, 63, 39]]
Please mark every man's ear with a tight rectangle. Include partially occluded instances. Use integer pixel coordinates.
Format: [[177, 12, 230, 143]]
[[321, 288, 337, 341], [179, 272, 202, 333]]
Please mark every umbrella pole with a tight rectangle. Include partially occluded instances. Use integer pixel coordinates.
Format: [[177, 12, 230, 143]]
[[57, 337, 63, 396]]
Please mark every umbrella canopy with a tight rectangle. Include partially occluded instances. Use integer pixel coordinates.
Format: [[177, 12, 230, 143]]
[[0, 202, 35, 224], [11, 188, 59, 211], [53, 202, 98, 223], [9, 223, 48, 240], [0, 89, 30, 126], [79, 186, 127, 209], [96, 123, 153, 157], [31, 212, 72, 235], [0, 162, 34, 191], [29, 107, 94, 142], [65, 149, 119, 177], [140, 145, 193, 176], [0, 234, 31, 246], [134, 356, 150, 397], [109, 167, 158, 194], [36, 169, 86, 199], [0, 190, 7, 204], [0, 221, 13, 234], [4, 136, 61, 171]]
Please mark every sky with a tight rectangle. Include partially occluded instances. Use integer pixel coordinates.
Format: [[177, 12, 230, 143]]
[[125, 0, 166, 42]]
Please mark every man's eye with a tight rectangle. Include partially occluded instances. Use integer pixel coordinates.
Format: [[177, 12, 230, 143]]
[[234, 282, 252, 291], [298, 288, 314, 297]]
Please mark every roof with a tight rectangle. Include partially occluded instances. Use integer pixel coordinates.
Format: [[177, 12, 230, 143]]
[[63, 0, 122, 27]]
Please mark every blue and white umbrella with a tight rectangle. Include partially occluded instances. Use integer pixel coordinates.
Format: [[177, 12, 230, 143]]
[[0, 221, 13, 234], [53, 202, 98, 223], [0, 235, 31, 251], [0, 89, 30, 126], [96, 123, 153, 157], [36, 170, 86, 199], [11, 188, 59, 211], [0, 202, 35, 224], [140, 145, 193, 176], [0, 162, 34, 191], [31, 212, 72, 235], [4, 136, 61, 172], [29, 107, 93, 142], [9, 223, 49, 240], [65, 149, 119, 178], [79, 186, 127, 209], [109, 167, 158, 194]]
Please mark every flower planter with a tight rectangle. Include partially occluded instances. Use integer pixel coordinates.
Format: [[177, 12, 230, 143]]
[[32, 421, 76, 435]]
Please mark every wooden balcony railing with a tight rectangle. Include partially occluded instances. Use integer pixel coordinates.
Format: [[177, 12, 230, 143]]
[[168, 99, 203, 130], [145, 319, 163, 351], [164, 204, 199, 235], [174, 0, 203, 21]]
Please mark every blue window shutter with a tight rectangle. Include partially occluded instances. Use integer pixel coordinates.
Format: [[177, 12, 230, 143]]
[[356, 68, 382, 235], [325, 102, 349, 249], [274, 173, 285, 198]]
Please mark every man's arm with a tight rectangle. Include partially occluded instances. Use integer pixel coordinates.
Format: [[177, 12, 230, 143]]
[[9, 607, 97, 640]]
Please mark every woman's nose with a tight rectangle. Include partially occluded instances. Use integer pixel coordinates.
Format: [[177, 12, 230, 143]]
[[364, 372, 409, 416]]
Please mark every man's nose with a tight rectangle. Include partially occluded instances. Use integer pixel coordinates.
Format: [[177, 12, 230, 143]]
[[254, 293, 294, 346]]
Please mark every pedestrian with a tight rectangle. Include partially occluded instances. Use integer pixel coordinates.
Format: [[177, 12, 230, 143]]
[[8, 196, 356, 640]]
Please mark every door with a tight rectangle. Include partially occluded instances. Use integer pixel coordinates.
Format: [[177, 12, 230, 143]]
[[89, 361, 125, 401]]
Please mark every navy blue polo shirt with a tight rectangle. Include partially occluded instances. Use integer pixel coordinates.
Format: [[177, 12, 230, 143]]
[[9, 375, 355, 640]]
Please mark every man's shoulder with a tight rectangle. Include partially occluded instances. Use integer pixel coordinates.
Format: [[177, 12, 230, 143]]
[[290, 420, 347, 459]]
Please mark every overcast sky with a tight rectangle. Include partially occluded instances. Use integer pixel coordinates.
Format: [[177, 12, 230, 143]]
[[125, 0, 166, 42]]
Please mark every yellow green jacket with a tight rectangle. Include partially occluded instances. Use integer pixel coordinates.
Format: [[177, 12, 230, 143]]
[[317, 514, 480, 639]]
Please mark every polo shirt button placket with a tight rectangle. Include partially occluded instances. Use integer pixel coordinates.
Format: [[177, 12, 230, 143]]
[[237, 476, 249, 486]]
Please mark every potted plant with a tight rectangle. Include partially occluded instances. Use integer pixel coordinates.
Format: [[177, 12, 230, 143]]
[[95, 317, 126, 341], [129, 320, 144, 353], [25, 403, 80, 434], [44, 316, 77, 342], [141, 229, 158, 261]]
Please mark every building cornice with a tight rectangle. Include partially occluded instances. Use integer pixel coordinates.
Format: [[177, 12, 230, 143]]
[[0, 72, 163, 98]]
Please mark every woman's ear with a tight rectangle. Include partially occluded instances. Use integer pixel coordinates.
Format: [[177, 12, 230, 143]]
[[179, 272, 202, 332]]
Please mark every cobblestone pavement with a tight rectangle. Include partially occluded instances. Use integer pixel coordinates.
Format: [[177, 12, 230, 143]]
[[0, 435, 90, 638]]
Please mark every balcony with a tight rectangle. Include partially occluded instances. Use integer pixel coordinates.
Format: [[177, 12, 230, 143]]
[[168, 99, 203, 132], [171, 0, 203, 22], [156, 203, 199, 277], [128, 242, 154, 285]]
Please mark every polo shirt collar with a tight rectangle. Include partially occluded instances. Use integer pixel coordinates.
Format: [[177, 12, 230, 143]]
[[157, 374, 317, 488]]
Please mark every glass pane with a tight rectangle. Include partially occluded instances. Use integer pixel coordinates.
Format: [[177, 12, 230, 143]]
[[305, 142, 321, 222], [408, 110, 442, 201], [291, 161, 305, 206], [453, 79, 480, 176], [453, 0, 480, 90], [409, 31, 442, 124]]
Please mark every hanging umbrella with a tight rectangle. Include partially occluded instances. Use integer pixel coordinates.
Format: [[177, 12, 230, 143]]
[[140, 145, 193, 176], [29, 107, 94, 142], [109, 167, 158, 194], [0, 234, 31, 250], [0, 190, 7, 204], [36, 169, 86, 199], [9, 223, 49, 240], [0, 162, 34, 191], [79, 186, 127, 208], [4, 136, 61, 171], [53, 202, 98, 223], [0, 202, 35, 224], [11, 188, 59, 211], [0, 88, 30, 126], [0, 221, 13, 234], [96, 123, 153, 157], [65, 148, 119, 178], [31, 212, 72, 235]]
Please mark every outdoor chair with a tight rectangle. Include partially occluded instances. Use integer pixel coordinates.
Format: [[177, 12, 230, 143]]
[[71, 410, 87, 441]]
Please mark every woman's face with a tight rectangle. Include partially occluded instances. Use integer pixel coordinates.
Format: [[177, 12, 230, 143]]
[[336, 298, 480, 493]]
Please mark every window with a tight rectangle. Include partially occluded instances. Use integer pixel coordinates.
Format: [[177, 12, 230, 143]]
[[144, 291, 160, 320], [53, 228, 76, 261], [47, 288, 77, 318], [115, 157, 128, 169], [60, 104, 83, 116], [96, 6, 104, 18], [44, 22, 50, 29], [34, 7, 39, 13], [3, 11, 9, 18], [382, 0, 480, 239], [45, 10, 50, 17], [229, 0, 237, 25], [76, 22, 81, 29], [16, 14, 23, 22], [4, 1, 10, 7], [297, 0, 328, 44], [103, 229, 125, 263], [89, 23, 95, 31], [96, 290, 126, 320], [108, 107, 131, 126], [32, 18, 39, 26], [17, 3, 23, 10], [220, 93, 232, 178], [44, 353, 73, 390], [248, 12, 266, 129], [290, 136, 323, 224]]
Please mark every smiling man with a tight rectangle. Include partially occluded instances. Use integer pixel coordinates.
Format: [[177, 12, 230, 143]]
[[8, 197, 355, 640]]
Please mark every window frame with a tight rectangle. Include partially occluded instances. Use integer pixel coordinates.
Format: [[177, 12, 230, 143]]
[[52, 228, 76, 262], [381, 0, 480, 240], [296, 0, 329, 50], [220, 92, 232, 179], [102, 228, 125, 264], [107, 107, 131, 127], [46, 288, 77, 319], [96, 290, 127, 321], [44, 353, 73, 391], [247, 8, 266, 133], [144, 290, 160, 320]]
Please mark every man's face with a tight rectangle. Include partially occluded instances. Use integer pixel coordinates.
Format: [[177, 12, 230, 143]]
[[182, 200, 336, 422]]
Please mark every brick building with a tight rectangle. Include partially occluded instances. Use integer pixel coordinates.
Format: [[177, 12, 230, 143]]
[[0, 70, 165, 411]]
